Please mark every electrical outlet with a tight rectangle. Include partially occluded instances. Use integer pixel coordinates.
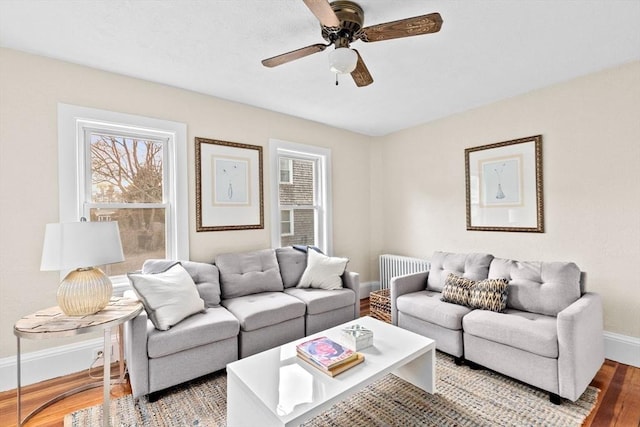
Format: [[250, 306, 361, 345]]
[[91, 342, 118, 367], [92, 347, 104, 360]]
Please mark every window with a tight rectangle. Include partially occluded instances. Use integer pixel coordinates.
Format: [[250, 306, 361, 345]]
[[86, 131, 167, 276], [279, 158, 292, 184], [270, 139, 332, 254], [280, 209, 294, 236], [58, 104, 188, 290]]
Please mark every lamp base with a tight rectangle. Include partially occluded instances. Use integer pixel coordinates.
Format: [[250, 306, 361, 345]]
[[57, 267, 113, 316]]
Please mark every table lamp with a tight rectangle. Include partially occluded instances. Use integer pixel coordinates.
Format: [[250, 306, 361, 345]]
[[40, 219, 124, 316]]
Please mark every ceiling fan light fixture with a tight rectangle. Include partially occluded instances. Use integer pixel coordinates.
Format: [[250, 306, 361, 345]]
[[329, 47, 358, 74]]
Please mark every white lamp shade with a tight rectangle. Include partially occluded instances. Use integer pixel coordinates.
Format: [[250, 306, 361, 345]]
[[329, 47, 358, 74], [41, 221, 124, 271]]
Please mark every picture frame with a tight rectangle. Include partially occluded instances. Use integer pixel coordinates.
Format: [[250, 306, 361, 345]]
[[465, 135, 543, 232], [195, 137, 264, 231]]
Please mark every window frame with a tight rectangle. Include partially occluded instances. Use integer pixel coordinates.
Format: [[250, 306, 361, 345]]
[[58, 104, 189, 292], [269, 139, 332, 254], [280, 208, 294, 237], [279, 158, 293, 184]]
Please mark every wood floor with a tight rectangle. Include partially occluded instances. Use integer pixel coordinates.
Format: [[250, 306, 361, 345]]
[[1, 299, 638, 427]]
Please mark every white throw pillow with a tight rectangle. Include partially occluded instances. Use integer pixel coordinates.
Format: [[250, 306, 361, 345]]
[[128, 262, 205, 331], [297, 249, 349, 290]]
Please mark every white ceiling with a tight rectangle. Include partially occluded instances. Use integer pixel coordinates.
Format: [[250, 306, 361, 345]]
[[1, 1, 639, 136]]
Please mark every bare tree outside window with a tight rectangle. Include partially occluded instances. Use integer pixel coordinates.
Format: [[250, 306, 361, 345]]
[[89, 134, 166, 275]]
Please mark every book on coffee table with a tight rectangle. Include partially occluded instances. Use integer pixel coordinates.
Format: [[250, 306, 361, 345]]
[[297, 351, 365, 377], [296, 336, 357, 369], [296, 336, 365, 376]]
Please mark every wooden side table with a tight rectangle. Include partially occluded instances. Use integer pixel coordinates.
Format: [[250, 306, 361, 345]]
[[14, 297, 143, 427]]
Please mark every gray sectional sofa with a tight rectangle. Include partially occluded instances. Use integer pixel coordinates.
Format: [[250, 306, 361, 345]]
[[391, 251, 604, 403], [124, 247, 360, 399]]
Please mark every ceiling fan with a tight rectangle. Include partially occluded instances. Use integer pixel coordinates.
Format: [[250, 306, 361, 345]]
[[261, 0, 443, 87]]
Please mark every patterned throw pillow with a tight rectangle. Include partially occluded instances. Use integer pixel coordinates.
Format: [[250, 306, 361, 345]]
[[468, 278, 510, 312], [441, 273, 476, 306]]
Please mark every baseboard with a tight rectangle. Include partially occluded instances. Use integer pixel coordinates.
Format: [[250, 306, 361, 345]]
[[604, 331, 640, 368], [0, 324, 636, 392], [0, 336, 120, 392], [359, 281, 380, 298], [1, 285, 379, 393]]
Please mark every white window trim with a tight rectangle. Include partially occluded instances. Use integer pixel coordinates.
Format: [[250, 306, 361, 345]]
[[269, 138, 333, 255], [280, 208, 294, 237], [57, 103, 189, 292], [279, 158, 293, 184], [81, 127, 170, 215]]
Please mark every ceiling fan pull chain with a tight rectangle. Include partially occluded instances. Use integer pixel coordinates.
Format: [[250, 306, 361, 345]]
[[335, 74, 339, 86]]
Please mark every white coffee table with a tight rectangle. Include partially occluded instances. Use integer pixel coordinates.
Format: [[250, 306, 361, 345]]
[[227, 316, 436, 427]]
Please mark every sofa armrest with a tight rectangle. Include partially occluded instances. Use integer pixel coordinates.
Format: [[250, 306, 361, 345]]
[[342, 271, 361, 318], [390, 271, 429, 326], [557, 292, 604, 401], [124, 309, 151, 399]]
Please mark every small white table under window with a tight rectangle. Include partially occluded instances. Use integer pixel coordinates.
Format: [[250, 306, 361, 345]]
[[14, 297, 142, 427]]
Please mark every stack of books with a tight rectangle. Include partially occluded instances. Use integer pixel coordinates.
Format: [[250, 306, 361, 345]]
[[296, 336, 364, 377]]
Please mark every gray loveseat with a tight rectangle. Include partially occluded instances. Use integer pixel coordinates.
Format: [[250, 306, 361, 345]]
[[391, 251, 603, 403], [124, 247, 360, 399]]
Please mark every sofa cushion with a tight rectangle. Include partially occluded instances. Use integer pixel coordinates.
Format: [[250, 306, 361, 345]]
[[468, 277, 510, 312], [489, 258, 581, 316], [275, 247, 307, 288], [284, 287, 355, 315], [297, 249, 348, 290], [221, 292, 306, 332], [463, 308, 558, 358], [216, 249, 284, 299], [128, 263, 205, 331], [396, 290, 472, 330], [147, 306, 240, 358], [440, 273, 475, 306], [143, 259, 221, 307], [427, 252, 493, 292]]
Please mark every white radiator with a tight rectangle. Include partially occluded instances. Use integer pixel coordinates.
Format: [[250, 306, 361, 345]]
[[379, 254, 430, 290]]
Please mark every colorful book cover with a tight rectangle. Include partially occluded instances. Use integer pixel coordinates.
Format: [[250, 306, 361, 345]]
[[298, 352, 365, 377], [296, 336, 356, 369]]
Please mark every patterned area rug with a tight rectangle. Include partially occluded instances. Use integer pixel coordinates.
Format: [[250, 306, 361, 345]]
[[65, 353, 598, 426]]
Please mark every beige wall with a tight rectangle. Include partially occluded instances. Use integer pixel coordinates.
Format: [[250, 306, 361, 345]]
[[1, 47, 638, 361], [371, 61, 640, 338], [0, 48, 372, 357]]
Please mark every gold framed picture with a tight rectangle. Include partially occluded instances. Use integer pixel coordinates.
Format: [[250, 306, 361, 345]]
[[195, 137, 264, 231], [465, 135, 543, 232]]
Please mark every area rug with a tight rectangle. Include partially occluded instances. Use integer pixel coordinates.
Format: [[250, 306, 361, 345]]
[[65, 353, 598, 426]]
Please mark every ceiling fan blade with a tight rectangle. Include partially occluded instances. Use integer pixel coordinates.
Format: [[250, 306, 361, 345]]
[[262, 43, 328, 68], [351, 50, 373, 87], [302, 0, 340, 28], [360, 12, 443, 42]]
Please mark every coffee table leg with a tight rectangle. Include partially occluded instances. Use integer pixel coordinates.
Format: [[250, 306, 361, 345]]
[[227, 372, 255, 427], [227, 370, 282, 427], [393, 348, 436, 393]]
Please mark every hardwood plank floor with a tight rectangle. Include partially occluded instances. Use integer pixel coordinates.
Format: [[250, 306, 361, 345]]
[[0, 364, 129, 427], [1, 299, 638, 427]]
